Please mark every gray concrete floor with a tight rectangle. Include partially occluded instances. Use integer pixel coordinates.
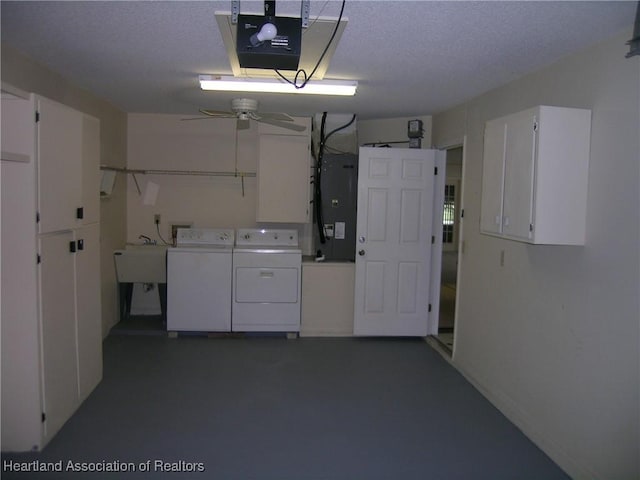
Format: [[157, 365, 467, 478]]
[[2, 335, 568, 480]]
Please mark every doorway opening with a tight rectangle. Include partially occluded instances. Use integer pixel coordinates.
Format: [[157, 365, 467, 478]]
[[436, 146, 463, 354]]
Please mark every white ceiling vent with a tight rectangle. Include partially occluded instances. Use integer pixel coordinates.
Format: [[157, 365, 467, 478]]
[[214, 11, 347, 79]]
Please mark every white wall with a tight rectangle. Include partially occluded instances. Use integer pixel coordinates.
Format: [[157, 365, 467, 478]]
[[432, 29, 639, 479], [127, 114, 257, 242], [126, 114, 314, 252], [358, 115, 432, 148]]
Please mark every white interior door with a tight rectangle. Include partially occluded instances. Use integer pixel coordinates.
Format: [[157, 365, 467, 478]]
[[354, 147, 441, 336]]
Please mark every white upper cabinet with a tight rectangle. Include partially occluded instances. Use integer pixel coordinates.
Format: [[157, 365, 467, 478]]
[[256, 118, 312, 223], [1, 92, 35, 163], [480, 106, 591, 245], [37, 96, 83, 233], [36, 97, 100, 233]]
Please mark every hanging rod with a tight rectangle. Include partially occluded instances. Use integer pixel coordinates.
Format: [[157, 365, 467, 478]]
[[100, 165, 256, 177], [100, 166, 255, 197]]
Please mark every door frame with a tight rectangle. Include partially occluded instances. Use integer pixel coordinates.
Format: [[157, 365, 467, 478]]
[[426, 151, 446, 335], [432, 136, 467, 358]]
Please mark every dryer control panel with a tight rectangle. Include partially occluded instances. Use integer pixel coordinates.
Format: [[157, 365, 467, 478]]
[[235, 228, 298, 247]]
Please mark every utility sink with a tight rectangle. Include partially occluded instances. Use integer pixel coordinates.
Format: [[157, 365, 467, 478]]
[[113, 245, 168, 284]]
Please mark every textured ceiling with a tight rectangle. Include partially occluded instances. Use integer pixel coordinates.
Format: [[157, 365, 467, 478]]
[[0, 1, 635, 119]]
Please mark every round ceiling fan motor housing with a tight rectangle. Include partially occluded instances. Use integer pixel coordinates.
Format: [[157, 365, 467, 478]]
[[231, 98, 259, 116]]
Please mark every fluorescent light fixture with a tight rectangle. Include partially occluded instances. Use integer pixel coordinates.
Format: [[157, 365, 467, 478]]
[[199, 75, 357, 96]]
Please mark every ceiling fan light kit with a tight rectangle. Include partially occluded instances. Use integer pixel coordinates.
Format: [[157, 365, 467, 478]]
[[199, 74, 357, 96]]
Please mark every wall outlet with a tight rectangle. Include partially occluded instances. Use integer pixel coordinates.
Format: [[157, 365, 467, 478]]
[[154, 214, 161, 224]]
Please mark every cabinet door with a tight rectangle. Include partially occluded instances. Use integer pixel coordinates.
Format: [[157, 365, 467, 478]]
[[480, 120, 507, 235], [37, 97, 83, 233], [75, 224, 103, 401], [502, 111, 536, 241], [257, 134, 310, 223], [2, 155, 42, 451], [81, 115, 100, 225], [1, 94, 35, 163], [39, 232, 79, 444]]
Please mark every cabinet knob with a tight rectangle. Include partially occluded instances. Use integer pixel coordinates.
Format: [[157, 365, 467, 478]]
[[358, 249, 366, 256]]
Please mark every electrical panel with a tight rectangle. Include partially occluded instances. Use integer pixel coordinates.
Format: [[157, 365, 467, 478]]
[[314, 153, 358, 261]]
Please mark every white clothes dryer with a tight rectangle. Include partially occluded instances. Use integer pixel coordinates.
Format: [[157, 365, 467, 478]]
[[232, 229, 302, 333]]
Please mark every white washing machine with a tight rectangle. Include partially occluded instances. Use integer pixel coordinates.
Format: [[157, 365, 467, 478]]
[[167, 228, 234, 333], [232, 228, 302, 333]]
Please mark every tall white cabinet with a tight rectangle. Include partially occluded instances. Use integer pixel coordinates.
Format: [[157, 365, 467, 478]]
[[1, 90, 102, 451], [480, 106, 591, 245]]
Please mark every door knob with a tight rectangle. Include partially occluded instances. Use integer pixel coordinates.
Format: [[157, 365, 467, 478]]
[[358, 249, 366, 256]]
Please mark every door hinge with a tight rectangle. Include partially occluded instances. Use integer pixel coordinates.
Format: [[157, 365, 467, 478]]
[[41, 412, 46, 422], [434, 166, 438, 175], [35, 111, 40, 123], [231, 0, 239, 23], [533, 122, 538, 132], [431, 235, 435, 244], [461, 209, 465, 219], [529, 223, 534, 232], [428, 304, 432, 313], [36, 254, 41, 264], [36, 211, 40, 223]]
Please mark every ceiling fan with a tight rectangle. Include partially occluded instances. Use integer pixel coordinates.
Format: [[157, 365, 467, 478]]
[[186, 98, 306, 132]]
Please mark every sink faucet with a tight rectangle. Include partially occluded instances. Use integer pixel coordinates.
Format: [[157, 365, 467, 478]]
[[138, 235, 153, 245]]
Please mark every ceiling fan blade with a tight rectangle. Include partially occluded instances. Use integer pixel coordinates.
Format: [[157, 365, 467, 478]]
[[260, 112, 295, 122], [256, 117, 306, 132], [199, 109, 235, 117], [237, 118, 251, 130]]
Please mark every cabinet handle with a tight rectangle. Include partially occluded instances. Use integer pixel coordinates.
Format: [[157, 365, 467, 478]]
[[76, 207, 84, 220], [69, 241, 77, 253]]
